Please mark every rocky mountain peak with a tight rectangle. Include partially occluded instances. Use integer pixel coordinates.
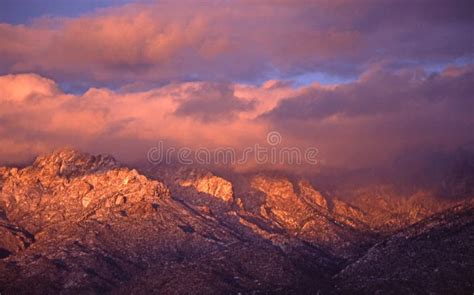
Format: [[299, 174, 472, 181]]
[[32, 148, 118, 178], [0, 149, 169, 235]]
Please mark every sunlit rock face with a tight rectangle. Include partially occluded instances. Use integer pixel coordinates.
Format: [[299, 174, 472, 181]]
[[331, 199, 367, 228], [33, 148, 119, 178], [250, 175, 310, 230], [243, 175, 374, 257], [0, 150, 472, 294], [0, 213, 33, 258], [178, 171, 233, 202], [298, 180, 328, 211], [0, 149, 169, 234]]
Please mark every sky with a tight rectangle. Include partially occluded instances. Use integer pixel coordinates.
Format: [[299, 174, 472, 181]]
[[0, 0, 133, 24], [0, 0, 473, 170]]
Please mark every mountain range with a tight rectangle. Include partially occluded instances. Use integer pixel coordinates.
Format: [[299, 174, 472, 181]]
[[0, 149, 472, 294]]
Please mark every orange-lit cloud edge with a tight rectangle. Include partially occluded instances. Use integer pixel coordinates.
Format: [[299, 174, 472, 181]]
[[1, 63, 472, 170], [0, 1, 473, 170]]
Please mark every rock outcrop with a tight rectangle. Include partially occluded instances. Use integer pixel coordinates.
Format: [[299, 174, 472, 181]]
[[178, 171, 233, 202], [0, 149, 169, 234]]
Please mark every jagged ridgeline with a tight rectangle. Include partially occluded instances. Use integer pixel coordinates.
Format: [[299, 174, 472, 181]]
[[0, 149, 473, 294]]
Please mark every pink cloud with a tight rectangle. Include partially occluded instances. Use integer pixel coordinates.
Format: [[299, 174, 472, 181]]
[[0, 63, 472, 170], [0, 73, 276, 164], [0, 1, 471, 87]]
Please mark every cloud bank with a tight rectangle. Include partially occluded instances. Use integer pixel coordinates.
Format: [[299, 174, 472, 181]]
[[0, 1, 472, 171], [0, 0, 472, 88], [0, 63, 472, 169]]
